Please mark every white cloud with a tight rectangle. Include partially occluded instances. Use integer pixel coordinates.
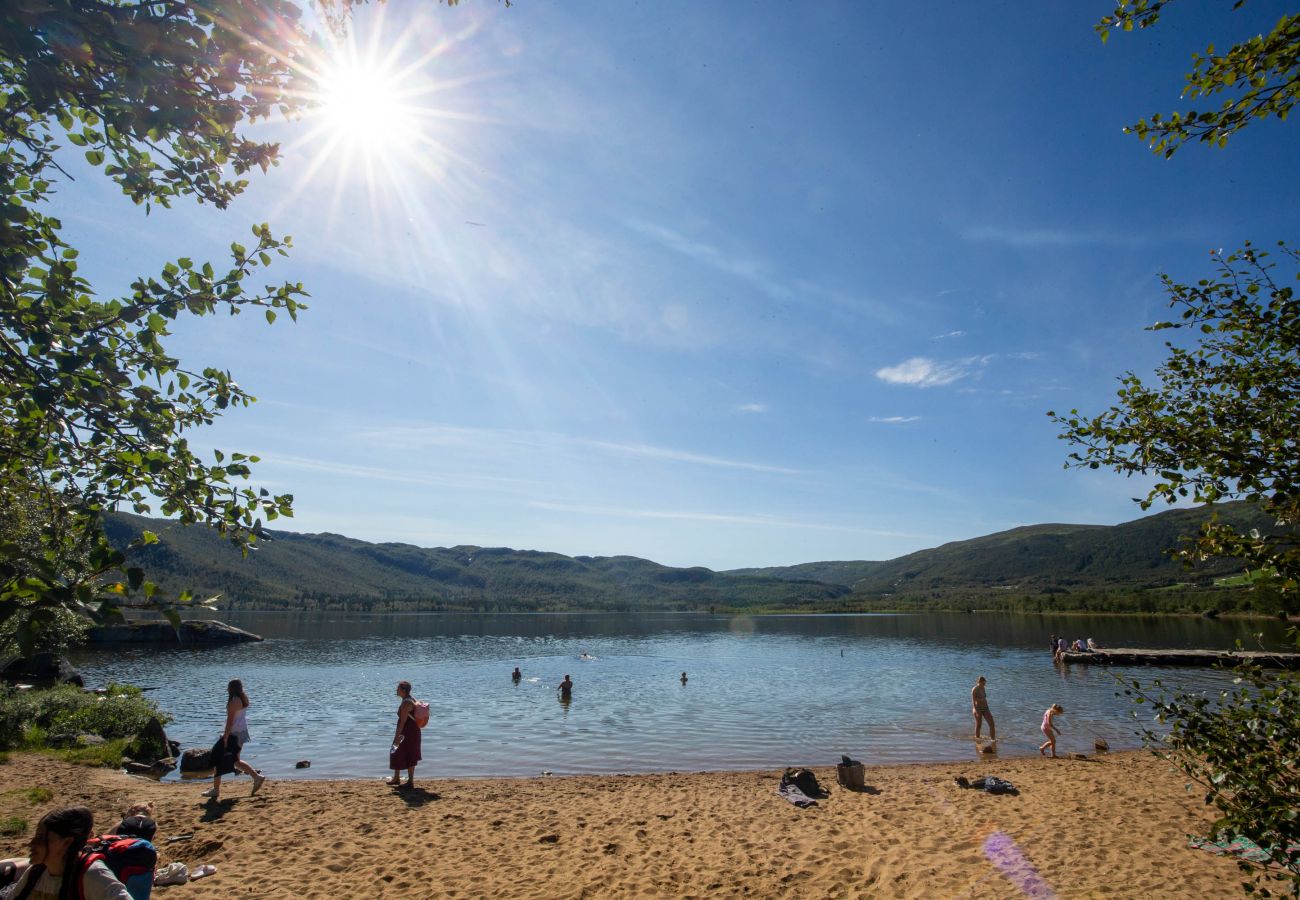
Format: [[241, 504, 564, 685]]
[[738, 402, 768, 414], [930, 330, 965, 340], [875, 355, 993, 388], [868, 415, 921, 424]]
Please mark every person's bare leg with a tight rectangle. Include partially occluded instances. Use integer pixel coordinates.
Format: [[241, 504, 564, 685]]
[[973, 709, 982, 740], [405, 766, 415, 787], [387, 770, 401, 786], [985, 712, 996, 742]]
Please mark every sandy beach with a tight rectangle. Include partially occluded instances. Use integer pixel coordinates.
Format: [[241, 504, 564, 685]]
[[0, 750, 1248, 898]]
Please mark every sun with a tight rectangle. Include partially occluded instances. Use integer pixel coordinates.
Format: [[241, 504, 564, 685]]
[[313, 56, 420, 155]]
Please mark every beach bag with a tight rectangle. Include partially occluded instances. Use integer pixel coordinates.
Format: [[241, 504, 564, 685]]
[[782, 767, 827, 798], [78, 835, 157, 900], [412, 700, 430, 728]]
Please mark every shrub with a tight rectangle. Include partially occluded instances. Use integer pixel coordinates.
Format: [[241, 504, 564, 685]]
[[0, 684, 167, 753], [0, 818, 25, 837]]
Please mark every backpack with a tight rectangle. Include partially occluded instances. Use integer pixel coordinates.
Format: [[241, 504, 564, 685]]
[[79, 835, 157, 900], [411, 700, 430, 728], [781, 767, 827, 798]]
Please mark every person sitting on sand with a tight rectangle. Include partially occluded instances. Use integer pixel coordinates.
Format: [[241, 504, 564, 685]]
[[557, 674, 573, 700], [388, 680, 422, 790], [1039, 704, 1064, 758], [971, 676, 996, 743], [512, 667, 522, 683], [0, 806, 133, 900]]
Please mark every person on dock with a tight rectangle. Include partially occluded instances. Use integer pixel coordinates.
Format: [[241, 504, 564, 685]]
[[1039, 704, 1064, 758], [1049, 634, 1058, 657], [971, 676, 996, 743], [557, 674, 573, 701], [204, 678, 265, 802], [512, 667, 522, 683], [387, 680, 422, 790]]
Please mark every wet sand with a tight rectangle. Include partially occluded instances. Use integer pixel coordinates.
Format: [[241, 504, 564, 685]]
[[0, 750, 1247, 898]]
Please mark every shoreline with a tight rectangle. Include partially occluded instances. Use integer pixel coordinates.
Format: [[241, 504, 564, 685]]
[[0, 750, 1251, 897]]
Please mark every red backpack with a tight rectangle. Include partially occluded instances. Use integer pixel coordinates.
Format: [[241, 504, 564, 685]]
[[411, 700, 430, 728], [78, 834, 157, 900]]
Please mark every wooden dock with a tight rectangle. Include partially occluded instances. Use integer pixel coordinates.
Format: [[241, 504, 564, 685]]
[[1059, 648, 1300, 669]]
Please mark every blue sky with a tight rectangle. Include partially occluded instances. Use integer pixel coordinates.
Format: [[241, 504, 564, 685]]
[[52, 0, 1298, 569]]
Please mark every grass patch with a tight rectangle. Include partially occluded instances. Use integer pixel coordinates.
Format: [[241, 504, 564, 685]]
[[52, 738, 131, 768], [22, 786, 52, 805], [0, 817, 26, 837]]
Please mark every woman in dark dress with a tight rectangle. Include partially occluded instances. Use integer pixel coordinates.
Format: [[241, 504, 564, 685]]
[[387, 680, 421, 789]]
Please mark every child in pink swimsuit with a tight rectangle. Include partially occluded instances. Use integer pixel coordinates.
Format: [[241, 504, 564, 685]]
[[1039, 704, 1064, 757]]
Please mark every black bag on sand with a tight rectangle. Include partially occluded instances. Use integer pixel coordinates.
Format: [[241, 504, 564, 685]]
[[782, 767, 829, 798]]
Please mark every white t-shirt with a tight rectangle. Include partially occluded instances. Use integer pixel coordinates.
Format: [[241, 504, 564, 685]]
[[0, 860, 132, 900]]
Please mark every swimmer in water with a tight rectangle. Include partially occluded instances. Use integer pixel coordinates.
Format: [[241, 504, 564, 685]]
[[680, 672, 688, 684], [511, 667, 521, 683], [557, 674, 573, 701]]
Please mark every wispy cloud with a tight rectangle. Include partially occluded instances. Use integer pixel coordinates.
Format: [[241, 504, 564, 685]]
[[627, 219, 896, 322], [875, 355, 993, 388], [868, 415, 921, 424], [737, 402, 768, 414], [528, 500, 922, 537], [930, 330, 965, 340], [266, 453, 539, 492], [958, 224, 1177, 248], [360, 423, 804, 475]]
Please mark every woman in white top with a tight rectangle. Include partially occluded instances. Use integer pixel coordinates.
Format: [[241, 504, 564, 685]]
[[203, 678, 266, 802], [0, 806, 132, 900]]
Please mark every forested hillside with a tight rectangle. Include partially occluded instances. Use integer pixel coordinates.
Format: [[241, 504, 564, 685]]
[[102, 502, 1289, 615]]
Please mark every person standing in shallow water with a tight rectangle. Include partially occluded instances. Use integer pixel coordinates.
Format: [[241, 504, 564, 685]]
[[512, 667, 521, 683], [971, 676, 996, 743], [557, 674, 573, 701], [388, 680, 421, 789]]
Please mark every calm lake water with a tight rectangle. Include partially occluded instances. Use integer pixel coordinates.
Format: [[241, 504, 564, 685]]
[[70, 612, 1292, 780]]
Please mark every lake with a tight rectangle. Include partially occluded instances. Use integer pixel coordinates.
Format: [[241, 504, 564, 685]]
[[70, 611, 1292, 780]]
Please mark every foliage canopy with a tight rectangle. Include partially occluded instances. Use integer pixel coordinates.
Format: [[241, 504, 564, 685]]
[[1051, 243, 1300, 592], [0, 0, 319, 651], [1097, 0, 1300, 156]]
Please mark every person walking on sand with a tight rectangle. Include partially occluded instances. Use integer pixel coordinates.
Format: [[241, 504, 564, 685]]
[[1039, 704, 1064, 758], [557, 674, 573, 701], [971, 676, 996, 743], [388, 681, 422, 789], [203, 678, 265, 802]]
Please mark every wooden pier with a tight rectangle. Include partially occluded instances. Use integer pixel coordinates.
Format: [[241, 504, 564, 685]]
[[1059, 648, 1300, 669]]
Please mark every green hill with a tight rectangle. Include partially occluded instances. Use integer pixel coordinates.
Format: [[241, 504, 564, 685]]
[[100, 513, 851, 612], [101, 502, 1289, 615], [727, 503, 1287, 613]]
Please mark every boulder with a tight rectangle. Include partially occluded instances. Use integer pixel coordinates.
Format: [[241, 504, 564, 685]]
[[180, 747, 213, 772], [295, 760, 311, 769], [126, 716, 171, 763], [85, 620, 262, 647], [2, 654, 85, 688]]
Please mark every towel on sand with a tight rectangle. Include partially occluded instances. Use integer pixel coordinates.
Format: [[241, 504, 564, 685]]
[[777, 783, 818, 808], [954, 775, 1019, 796], [1188, 834, 1300, 870]]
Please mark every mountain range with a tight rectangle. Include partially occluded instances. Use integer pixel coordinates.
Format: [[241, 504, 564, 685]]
[[102, 501, 1282, 615]]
